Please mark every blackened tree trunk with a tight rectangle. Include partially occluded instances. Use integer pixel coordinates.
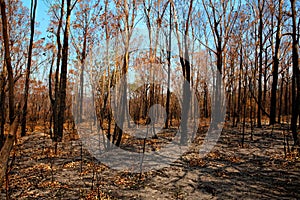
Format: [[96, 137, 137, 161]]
[[49, 0, 64, 142], [180, 0, 193, 145], [214, 42, 223, 127], [78, 33, 87, 123], [203, 82, 209, 118], [114, 50, 129, 146], [0, 0, 18, 185], [290, 0, 300, 146], [269, 0, 282, 125], [57, 0, 73, 142], [112, 0, 136, 146], [236, 50, 242, 126], [257, 0, 264, 128], [278, 72, 284, 122], [0, 115, 19, 186], [104, 0, 112, 148], [165, 2, 172, 129], [0, 70, 5, 148], [21, 0, 37, 137], [284, 70, 289, 117], [0, 0, 14, 125], [202, 0, 239, 130]]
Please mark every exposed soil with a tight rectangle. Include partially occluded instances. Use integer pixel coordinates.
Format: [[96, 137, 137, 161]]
[[1, 123, 299, 199]]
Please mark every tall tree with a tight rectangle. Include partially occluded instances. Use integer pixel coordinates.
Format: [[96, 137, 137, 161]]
[[165, 1, 172, 129], [180, 0, 193, 144], [0, 0, 15, 125], [57, 0, 77, 142], [0, 0, 20, 186], [21, 0, 37, 137], [257, 0, 265, 128], [0, 67, 5, 148], [290, 0, 300, 146], [48, 0, 65, 141], [112, 0, 137, 146], [72, 0, 101, 123], [269, 0, 283, 125], [170, 0, 193, 144], [48, 0, 77, 142], [202, 0, 239, 128]]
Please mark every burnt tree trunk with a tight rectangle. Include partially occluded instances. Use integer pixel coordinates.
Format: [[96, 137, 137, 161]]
[[0, 0, 18, 184], [0, 69, 5, 148], [257, 0, 264, 128], [290, 0, 300, 146], [0, 0, 14, 125], [57, 0, 73, 142], [165, 2, 172, 129], [21, 0, 37, 136], [269, 0, 282, 125], [49, 0, 64, 142], [180, 0, 193, 145]]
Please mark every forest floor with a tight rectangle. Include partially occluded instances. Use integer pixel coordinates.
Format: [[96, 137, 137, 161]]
[[0, 122, 299, 199]]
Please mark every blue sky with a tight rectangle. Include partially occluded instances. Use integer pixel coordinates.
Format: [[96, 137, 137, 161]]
[[22, 0, 50, 38]]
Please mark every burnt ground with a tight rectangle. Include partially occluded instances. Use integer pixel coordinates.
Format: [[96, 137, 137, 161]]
[[0, 123, 299, 199]]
